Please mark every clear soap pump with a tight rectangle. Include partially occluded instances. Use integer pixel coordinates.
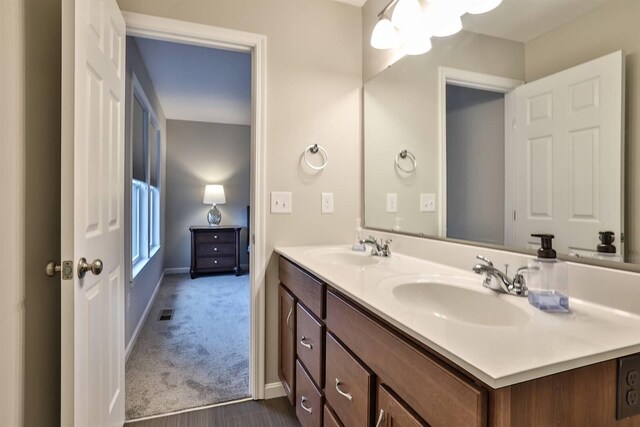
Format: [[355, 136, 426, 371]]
[[527, 234, 570, 312], [352, 218, 366, 251]]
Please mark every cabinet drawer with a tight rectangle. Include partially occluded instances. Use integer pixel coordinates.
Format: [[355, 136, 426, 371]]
[[297, 303, 325, 388], [196, 242, 236, 256], [326, 290, 487, 427], [296, 359, 323, 427], [194, 230, 235, 244], [279, 257, 325, 319], [323, 404, 343, 427], [325, 332, 372, 427], [195, 256, 235, 269], [376, 384, 427, 427]]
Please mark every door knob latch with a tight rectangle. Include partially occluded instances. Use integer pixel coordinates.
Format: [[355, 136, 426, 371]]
[[77, 258, 104, 279], [45, 260, 74, 280]]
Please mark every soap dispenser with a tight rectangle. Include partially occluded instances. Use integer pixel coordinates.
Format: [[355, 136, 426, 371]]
[[527, 234, 569, 312], [352, 218, 366, 251], [593, 231, 623, 262]]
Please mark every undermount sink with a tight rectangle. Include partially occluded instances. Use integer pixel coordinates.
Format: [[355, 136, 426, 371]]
[[306, 247, 380, 266], [384, 277, 531, 327]]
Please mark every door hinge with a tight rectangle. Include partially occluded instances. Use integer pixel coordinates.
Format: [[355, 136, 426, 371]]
[[513, 210, 517, 221], [621, 232, 625, 243], [252, 233, 256, 244]]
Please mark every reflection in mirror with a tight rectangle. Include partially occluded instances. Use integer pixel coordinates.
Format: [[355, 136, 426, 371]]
[[364, 0, 639, 266]]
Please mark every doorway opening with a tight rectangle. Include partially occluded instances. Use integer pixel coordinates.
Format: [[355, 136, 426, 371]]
[[121, 14, 266, 422], [438, 67, 522, 246]]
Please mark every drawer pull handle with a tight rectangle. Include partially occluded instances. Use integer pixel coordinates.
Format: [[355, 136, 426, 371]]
[[300, 396, 313, 414], [300, 336, 313, 350], [214, 235, 218, 239], [286, 308, 293, 328], [214, 248, 218, 251], [335, 378, 353, 401], [375, 409, 385, 427], [214, 260, 218, 264]]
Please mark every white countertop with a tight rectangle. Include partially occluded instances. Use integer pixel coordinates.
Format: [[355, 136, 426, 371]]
[[275, 245, 640, 388]]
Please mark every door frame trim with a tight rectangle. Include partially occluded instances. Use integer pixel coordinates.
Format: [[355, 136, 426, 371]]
[[123, 11, 268, 401], [438, 67, 522, 241]]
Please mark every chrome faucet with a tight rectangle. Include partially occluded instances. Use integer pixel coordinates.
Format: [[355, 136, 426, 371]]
[[472, 255, 528, 296], [360, 236, 392, 257]]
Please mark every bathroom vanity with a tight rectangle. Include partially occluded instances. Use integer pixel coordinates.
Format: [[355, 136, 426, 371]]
[[276, 246, 640, 427]]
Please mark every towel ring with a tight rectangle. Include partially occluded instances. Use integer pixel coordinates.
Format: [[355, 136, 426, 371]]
[[395, 149, 416, 173], [304, 144, 328, 170]]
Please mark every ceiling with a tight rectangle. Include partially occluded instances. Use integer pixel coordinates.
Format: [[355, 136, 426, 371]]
[[461, 0, 612, 43], [134, 37, 251, 126], [332, 0, 368, 6]]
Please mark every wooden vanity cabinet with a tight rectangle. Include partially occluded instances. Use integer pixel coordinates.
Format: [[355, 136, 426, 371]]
[[278, 284, 296, 405], [376, 383, 428, 427], [279, 255, 640, 427], [324, 332, 373, 427], [296, 360, 323, 427], [323, 404, 343, 427]]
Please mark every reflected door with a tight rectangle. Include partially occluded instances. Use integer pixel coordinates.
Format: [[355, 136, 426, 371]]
[[513, 51, 624, 257]]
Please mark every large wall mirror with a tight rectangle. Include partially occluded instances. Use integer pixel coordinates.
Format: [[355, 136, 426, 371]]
[[364, 0, 640, 269]]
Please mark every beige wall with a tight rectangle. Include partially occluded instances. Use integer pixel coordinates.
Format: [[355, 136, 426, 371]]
[[363, 31, 524, 234], [125, 37, 168, 348], [1, 0, 26, 425], [165, 120, 251, 269], [117, 0, 363, 385], [524, 0, 640, 263]]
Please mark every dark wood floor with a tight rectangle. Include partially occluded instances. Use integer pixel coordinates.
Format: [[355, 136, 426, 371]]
[[125, 397, 300, 427]]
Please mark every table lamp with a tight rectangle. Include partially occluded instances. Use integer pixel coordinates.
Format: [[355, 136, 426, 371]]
[[203, 184, 226, 225]]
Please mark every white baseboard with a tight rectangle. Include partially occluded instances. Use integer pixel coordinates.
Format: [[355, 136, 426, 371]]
[[164, 267, 189, 275], [264, 382, 286, 400], [125, 271, 164, 362]]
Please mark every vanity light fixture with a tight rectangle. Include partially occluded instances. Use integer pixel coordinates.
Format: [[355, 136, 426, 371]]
[[371, 17, 399, 49], [370, 0, 503, 55]]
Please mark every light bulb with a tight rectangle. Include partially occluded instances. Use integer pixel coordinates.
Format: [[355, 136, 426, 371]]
[[400, 27, 432, 55], [466, 0, 503, 14], [423, 1, 463, 37], [370, 17, 399, 49], [392, 0, 423, 30]]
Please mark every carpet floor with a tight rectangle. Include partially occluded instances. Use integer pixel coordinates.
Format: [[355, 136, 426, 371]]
[[125, 273, 250, 420]]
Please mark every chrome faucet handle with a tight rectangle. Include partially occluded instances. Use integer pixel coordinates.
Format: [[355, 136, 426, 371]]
[[476, 255, 493, 267]]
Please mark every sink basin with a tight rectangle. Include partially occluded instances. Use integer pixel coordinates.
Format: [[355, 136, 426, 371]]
[[306, 248, 380, 266], [387, 279, 531, 327]]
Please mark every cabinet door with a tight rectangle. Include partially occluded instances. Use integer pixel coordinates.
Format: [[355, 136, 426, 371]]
[[375, 384, 427, 427], [279, 284, 296, 405]]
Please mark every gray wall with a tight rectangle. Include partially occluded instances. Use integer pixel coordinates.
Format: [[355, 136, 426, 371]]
[[165, 120, 251, 269], [124, 37, 168, 348], [446, 85, 505, 245], [118, 0, 363, 385]]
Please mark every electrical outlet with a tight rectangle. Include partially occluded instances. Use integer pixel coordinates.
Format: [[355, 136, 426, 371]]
[[321, 192, 334, 214], [386, 193, 398, 213], [420, 193, 436, 212], [618, 355, 640, 419], [271, 192, 292, 214]]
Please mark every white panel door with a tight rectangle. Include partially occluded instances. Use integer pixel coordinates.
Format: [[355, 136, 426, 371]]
[[62, 0, 126, 425], [514, 51, 624, 256]]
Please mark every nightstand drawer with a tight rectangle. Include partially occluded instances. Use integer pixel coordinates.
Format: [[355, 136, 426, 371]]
[[196, 243, 236, 256], [194, 230, 236, 244], [196, 256, 236, 269]]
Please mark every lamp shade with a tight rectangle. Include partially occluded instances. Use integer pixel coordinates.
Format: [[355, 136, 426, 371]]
[[203, 185, 226, 205]]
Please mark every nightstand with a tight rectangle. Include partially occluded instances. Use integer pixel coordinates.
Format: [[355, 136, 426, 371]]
[[189, 225, 243, 278]]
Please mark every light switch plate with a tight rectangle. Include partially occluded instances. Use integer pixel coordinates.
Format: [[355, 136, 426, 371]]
[[420, 193, 436, 212], [271, 191, 292, 213], [321, 192, 334, 214], [387, 193, 398, 213]]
